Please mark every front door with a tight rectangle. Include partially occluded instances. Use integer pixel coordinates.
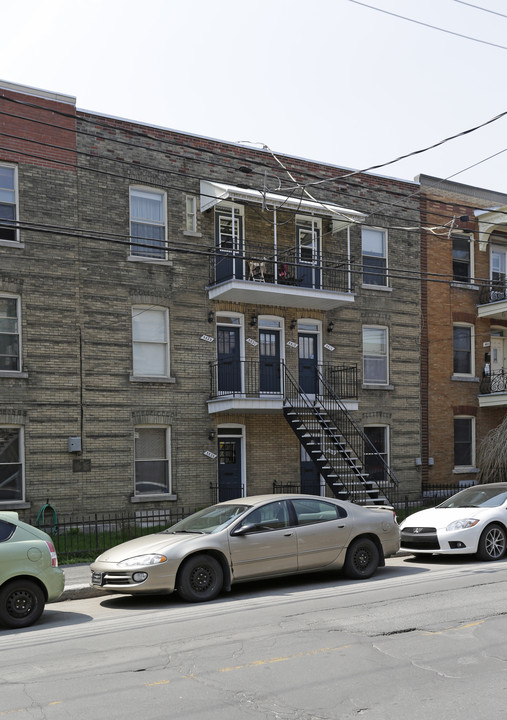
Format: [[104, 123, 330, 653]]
[[259, 329, 281, 393], [296, 220, 321, 288], [299, 332, 318, 395], [218, 437, 242, 501], [491, 336, 505, 392], [217, 326, 241, 393], [215, 209, 244, 283]]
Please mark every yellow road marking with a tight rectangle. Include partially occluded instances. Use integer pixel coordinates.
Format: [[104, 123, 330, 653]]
[[422, 619, 485, 635], [219, 644, 352, 672]]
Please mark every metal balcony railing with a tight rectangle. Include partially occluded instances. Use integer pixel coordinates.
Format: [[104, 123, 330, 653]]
[[478, 282, 507, 305], [480, 370, 507, 394]]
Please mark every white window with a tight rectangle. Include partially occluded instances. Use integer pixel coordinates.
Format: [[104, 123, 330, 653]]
[[491, 242, 507, 300], [134, 426, 170, 495], [132, 306, 169, 377], [453, 324, 474, 376], [363, 326, 388, 385], [0, 295, 21, 372], [130, 188, 166, 259], [0, 165, 17, 243], [185, 195, 197, 232], [362, 227, 387, 286], [454, 417, 475, 469], [0, 427, 23, 502]]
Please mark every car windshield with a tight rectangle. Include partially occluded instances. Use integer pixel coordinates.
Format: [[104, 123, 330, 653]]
[[163, 503, 251, 534], [438, 486, 507, 509]]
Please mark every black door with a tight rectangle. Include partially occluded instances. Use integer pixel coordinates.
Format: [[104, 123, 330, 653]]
[[217, 326, 241, 393], [215, 210, 244, 282], [259, 329, 281, 393], [298, 332, 318, 394], [297, 222, 321, 289], [218, 438, 242, 501], [300, 448, 321, 495]]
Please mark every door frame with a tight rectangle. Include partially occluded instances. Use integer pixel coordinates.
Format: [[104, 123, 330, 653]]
[[216, 424, 246, 498], [258, 315, 285, 395], [216, 311, 245, 395], [297, 319, 322, 397]]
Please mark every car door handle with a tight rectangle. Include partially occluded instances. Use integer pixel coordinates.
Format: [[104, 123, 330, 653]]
[[284, 532, 294, 537]]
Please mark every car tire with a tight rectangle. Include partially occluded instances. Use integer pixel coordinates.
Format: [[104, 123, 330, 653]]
[[476, 523, 507, 561], [343, 537, 379, 579], [0, 579, 46, 629], [176, 554, 224, 602]]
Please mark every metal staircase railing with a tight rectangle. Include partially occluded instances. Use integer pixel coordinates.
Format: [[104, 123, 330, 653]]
[[283, 363, 399, 505]]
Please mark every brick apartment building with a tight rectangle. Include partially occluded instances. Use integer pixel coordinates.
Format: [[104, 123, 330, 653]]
[[419, 175, 507, 487], [0, 80, 422, 518]]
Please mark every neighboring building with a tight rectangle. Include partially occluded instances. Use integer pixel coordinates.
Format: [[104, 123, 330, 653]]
[[419, 175, 507, 487], [0, 80, 422, 518]]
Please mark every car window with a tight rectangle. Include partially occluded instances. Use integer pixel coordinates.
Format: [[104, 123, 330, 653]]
[[291, 498, 346, 525], [165, 503, 251, 534], [0, 520, 16, 542], [239, 501, 290, 532], [439, 487, 507, 509]]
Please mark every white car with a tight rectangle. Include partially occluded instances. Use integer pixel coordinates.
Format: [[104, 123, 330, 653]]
[[400, 483, 507, 561]]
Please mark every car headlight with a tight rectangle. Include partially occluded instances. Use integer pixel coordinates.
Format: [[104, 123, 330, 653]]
[[446, 519, 479, 531], [117, 554, 167, 567]]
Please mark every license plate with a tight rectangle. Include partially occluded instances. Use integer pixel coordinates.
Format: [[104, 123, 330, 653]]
[[91, 572, 104, 586]]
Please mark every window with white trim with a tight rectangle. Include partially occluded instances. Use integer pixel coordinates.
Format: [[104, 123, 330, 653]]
[[364, 426, 389, 483], [132, 306, 169, 378], [134, 426, 170, 495], [362, 227, 387, 286], [0, 295, 21, 372], [0, 427, 23, 502], [452, 235, 471, 282], [0, 165, 17, 243], [363, 326, 389, 385], [185, 195, 197, 232], [453, 324, 474, 376], [130, 188, 166, 259], [454, 417, 474, 468]]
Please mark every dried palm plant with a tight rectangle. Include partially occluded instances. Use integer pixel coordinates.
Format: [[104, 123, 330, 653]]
[[477, 414, 507, 484]]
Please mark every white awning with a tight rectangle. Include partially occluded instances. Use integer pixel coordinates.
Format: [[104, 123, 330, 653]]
[[200, 180, 366, 231]]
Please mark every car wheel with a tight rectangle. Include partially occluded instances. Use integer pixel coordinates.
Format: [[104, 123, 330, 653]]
[[176, 554, 224, 602], [476, 523, 507, 561], [343, 538, 379, 579], [0, 579, 46, 629]]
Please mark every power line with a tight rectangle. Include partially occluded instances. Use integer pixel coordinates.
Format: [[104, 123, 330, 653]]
[[451, 0, 507, 19], [349, 0, 507, 51]]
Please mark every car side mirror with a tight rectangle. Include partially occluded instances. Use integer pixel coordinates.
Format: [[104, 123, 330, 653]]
[[231, 522, 258, 536]]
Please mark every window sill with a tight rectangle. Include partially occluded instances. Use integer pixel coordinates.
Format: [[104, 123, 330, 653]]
[[362, 383, 394, 390], [0, 501, 31, 509], [361, 283, 392, 292], [183, 230, 202, 238], [451, 375, 479, 383], [0, 371, 28, 379], [451, 282, 479, 291], [130, 493, 177, 503], [452, 467, 479, 475], [0, 239, 23, 249], [130, 375, 176, 383], [127, 256, 173, 267]]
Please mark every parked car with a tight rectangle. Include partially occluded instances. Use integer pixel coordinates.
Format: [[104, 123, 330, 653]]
[[400, 483, 507, 560], [0, 511, 65, 628], [90, 494, 400, 602]]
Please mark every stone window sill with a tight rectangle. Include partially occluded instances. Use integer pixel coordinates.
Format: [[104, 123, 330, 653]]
[[130, 494, 177, 503], [362, 384, 394, 390], [0, 371, 28, 379], [130, 376, 176, 384], [127, 256, 173, 267]]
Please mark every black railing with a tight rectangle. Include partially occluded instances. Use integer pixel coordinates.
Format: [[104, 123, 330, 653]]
[[478, 282, 507, 305], [209, 360, 358, 400], [209, 483, 246, 504], [480, 370, 507, 394], [208, 244, 354, 294]]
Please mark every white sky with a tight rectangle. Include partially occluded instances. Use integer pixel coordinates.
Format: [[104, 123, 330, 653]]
[[2, 0, 507, 194]]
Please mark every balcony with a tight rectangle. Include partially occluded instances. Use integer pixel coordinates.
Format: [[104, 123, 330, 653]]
[[207, 245, 356, 310], [208, 360, 358, 414], [477, 283, 507, 320], [479, 370, 507, 407]]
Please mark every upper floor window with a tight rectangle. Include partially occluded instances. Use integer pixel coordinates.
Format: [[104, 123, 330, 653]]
[[0, 427, 23, 502], [185, 195, 197, 232], [363, 326, 389, 385], [130, 188, 166, 260], [452, 235, 471, 282], [0, 165, 17, 243], [132, 306, 169, 378], [454, 417, 474, 468], [215, 204, 243, 251], [453, 324, 473, 376], [362, 228, 387, 286], [0, 296, 20, 372], [134, 426, 170, 495]]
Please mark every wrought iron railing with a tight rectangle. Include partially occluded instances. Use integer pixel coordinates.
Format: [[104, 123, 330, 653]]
[[478, 282, 507, 305], [480, 370, 507, 394], [208, 243, 355, 294], [209, 483, 246, 504]]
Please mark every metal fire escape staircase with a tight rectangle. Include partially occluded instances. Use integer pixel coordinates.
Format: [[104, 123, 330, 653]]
[[283, 365, 399, 505]]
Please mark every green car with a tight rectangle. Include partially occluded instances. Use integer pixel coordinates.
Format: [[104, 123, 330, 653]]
[[0, 511, 65, 629]]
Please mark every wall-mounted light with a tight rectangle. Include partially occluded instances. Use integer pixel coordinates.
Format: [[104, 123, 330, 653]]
[[208, 310, 214, 323], [208, 429, 216, 441], [327, 320, 334, 333], [250, 315, 257, 327], [290, 319, 297, 330]]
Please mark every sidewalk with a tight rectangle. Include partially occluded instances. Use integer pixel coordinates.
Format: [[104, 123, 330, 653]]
[[57, 563, 103, 601]]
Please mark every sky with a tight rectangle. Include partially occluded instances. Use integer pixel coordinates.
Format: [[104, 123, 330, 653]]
[[2, 0, 507, 194]]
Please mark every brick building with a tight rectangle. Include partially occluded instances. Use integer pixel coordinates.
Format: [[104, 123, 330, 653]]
[[419, 175, 507, 487], [0, 80, 422, 518]]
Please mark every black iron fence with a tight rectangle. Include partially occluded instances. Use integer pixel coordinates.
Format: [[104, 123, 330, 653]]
[[480, 370, 507, 394], [478, 282, 507, 305]]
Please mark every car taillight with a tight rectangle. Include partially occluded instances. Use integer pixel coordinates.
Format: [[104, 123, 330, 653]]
[[45, 541, 58, 567]]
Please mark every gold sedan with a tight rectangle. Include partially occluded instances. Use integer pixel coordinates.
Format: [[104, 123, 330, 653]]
[[90, 494, 400, 602]]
